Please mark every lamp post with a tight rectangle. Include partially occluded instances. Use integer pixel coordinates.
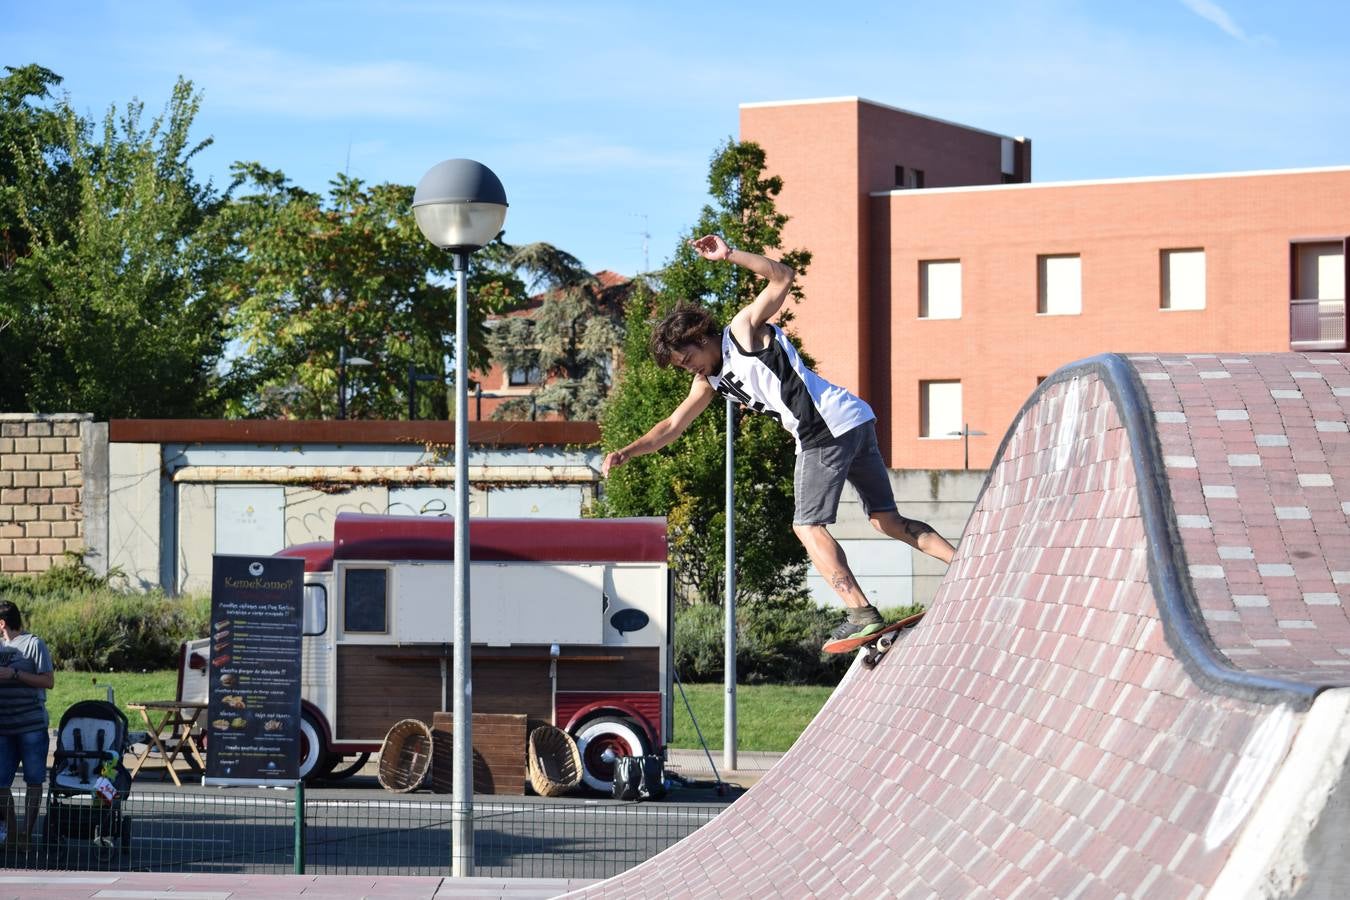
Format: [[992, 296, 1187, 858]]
[[336, 346, 372, 420], [413, 159, 507, 878], [724, 398, 737, 775], [947, 423, 987, 470], [407, 365, 441, 421]]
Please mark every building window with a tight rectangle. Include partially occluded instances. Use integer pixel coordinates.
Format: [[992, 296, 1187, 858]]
[[1290, 240, 1347, 351], [1161, 249, 1206, 311], [508, 352, 542, 386], [919, 260, 962, 319], [1038, 254, 1081, 315], [920, 380, 962, 439], [1294, 241, 1346, 300], [894, 166, 925, 189], [343, 568, 388, 634]]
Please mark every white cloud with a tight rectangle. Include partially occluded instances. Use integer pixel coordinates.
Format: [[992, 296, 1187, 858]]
[[1179, 0, 1249, 41], [137, 33, 479, 121], [499, 134, 695, 173]]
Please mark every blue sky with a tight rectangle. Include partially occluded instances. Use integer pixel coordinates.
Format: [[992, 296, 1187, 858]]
[[7, 1, 1350, 277]]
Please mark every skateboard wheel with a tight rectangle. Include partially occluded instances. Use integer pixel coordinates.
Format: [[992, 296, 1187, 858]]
[[877, 634, 895, 651], [862, 651, 880, 670]]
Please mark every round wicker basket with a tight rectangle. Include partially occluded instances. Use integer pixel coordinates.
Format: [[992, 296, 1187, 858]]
[[527, 725, 582, 797], [378, 718, 433, 793]]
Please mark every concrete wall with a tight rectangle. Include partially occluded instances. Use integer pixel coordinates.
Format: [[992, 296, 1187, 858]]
[[3, 416, 986, 609], [811, 467, 985, 609], [0, 414, 99, 575]]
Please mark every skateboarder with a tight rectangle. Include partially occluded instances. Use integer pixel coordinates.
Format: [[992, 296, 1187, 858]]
[[601, 234, 955, 646]]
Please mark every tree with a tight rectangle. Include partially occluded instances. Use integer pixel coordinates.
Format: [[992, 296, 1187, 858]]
[[215, 165, 526, 419], [2, 70, 229, 417], [0, 65, 68, 412], [485, 241, 625, 421], [597, 139, 814, 608]]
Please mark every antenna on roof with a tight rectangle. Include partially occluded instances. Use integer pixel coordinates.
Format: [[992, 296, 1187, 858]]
[[631, 213, 650, 274]]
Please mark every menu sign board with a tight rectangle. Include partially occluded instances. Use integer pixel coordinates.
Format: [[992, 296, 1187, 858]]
[[203, 555, 304, 786]]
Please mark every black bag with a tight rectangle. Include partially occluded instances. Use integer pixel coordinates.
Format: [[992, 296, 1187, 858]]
[[612, 755, 667, 801]]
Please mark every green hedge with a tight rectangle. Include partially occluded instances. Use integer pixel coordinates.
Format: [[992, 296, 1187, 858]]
[[675, 599, 924, 686], [0, 562, 210, 671]]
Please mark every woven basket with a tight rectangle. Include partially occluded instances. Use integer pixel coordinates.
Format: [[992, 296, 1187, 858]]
[[378, 719, 433, 793], [527, 725, 582, 797]]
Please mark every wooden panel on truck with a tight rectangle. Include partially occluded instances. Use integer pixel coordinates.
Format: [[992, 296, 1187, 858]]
[[337, 644, 553, 740], [335, 644, 443, 742], [557, 647, 659, 691], [335, 644, 660, 741]]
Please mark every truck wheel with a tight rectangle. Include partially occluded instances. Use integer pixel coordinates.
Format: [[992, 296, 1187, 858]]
[[299, 712, 337, 781], [573, 716, 650, 793], [326, 752, 371, 781]]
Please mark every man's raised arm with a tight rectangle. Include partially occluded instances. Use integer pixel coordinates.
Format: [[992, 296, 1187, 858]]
[[689, 234, 795, 331]]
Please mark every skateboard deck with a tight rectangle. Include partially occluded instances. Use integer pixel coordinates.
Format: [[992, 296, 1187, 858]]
[[822, 610, 926, 669]]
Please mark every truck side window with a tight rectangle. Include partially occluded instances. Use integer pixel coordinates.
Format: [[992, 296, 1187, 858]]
[[303, 584, 327, 636], [344, 568, 388, 633]]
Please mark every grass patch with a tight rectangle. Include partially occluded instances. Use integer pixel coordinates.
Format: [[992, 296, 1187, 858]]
[[45, 670, 180, 731], [43, 673, 835, 754], [670, 682, 833, 753]]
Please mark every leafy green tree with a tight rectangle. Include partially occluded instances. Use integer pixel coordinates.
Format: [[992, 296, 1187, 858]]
[[486, 241, 625, 421], [0, 65, 68, 412], [215, 165, 526, 419], [2, 70, 229, 417], [597, 139, 813, 608]]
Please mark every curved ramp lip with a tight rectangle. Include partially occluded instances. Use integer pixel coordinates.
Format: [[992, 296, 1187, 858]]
[[970, 353, 1322, 710]]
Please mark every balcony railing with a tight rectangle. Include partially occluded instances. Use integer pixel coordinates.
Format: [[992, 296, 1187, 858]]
[[1290, 298, 1347, 351]]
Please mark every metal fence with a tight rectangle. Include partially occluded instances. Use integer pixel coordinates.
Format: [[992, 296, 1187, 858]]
[[1290, 297, 1347, 350], [4, 784, 725, 878]]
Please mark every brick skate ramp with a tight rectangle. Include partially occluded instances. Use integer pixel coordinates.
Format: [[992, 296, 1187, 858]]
[[572, 353, 1350, 899]]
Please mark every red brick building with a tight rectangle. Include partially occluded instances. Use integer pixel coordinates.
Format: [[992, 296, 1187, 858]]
[[741, 96, 1350, 470], [472, 270, 630, 420]]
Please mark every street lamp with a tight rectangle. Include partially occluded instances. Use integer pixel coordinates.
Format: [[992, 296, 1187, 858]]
[[412, 159, 507, 878], [406, 365, 441, 421], [947, 423, 987, 470], [337, 346, 372, 420]]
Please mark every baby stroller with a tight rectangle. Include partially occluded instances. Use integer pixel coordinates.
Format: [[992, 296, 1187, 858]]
[[41, 700, 133, 867]]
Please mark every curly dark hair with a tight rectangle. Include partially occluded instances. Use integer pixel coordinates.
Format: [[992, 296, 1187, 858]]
[[650, 305, 721, 368], [0, 600, 22, 632]]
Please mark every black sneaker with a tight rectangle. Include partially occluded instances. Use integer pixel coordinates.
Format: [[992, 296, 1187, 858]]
[[828, 609, 885, 643]]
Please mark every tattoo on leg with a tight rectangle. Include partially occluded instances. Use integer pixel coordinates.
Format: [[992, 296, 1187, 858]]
[[830, 572, 857, 594], [903, 518, 936, 539]]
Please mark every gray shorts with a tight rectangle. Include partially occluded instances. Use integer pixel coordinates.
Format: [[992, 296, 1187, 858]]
[[793, 421, 897, 526]]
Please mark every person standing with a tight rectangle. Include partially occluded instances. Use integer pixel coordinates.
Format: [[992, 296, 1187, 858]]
[[0, 599, 55, 849], [603, 235, 955, 646]]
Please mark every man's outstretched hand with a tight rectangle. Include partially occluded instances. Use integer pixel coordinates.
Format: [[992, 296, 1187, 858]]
[[601, 449, 630, 477], [689, 234, 733, 261]]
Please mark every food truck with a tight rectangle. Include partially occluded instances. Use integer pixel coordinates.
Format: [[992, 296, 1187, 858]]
[[179, 512, 672, 791]]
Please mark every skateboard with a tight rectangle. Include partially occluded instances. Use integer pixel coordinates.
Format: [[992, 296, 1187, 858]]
[[822, 611, 926, 669]]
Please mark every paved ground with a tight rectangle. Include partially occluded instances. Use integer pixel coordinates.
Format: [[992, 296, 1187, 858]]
[[0, 872, 594, 899]]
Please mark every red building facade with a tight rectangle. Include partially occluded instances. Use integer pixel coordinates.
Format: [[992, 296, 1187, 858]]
[[741, 97, 1350, 470]]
